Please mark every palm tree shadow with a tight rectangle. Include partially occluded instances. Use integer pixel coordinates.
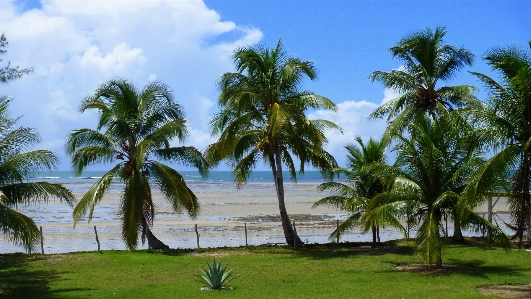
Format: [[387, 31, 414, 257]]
[[377, 257, 526, 279], [0, 253, 92, 299], [289, 242, 415, 260]]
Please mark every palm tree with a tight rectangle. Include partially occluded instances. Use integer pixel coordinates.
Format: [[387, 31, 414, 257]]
[[206, 40, 340, 246], [0, 97, 75, 252], [370, 26, 481, 241], [369, 26, 478, 133], [314, 137, 388, 247], [465, 41, 531, 248], [364, 114, 508, 268], [66, 78, 208, 250]]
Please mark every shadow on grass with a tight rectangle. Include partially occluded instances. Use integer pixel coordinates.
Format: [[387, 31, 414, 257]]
[[142, 248, 194, 257], [280, 241, 416, 260], [385, 262, 528, 279], [0, 253, 92, 299], [375, 253, 527, 279]]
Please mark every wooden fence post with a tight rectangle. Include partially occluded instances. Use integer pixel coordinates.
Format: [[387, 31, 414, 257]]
[[245, 223, 248, 247], [488, 195, 493, 242], [40, 226, 44, 254], [94, 226, 101, 252], [336, 220, 339, 244], [292, 221, 297, 247], [195, 224, 200, 249]]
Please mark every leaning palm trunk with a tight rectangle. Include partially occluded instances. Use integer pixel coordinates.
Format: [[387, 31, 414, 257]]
[[271, 151, 303, 246], [146, 227, 169, 250], [142, 216, 169, 250]]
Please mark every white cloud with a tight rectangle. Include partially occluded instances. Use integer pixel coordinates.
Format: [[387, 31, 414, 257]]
[[214, 27, 264, 52], [381, 88, 401, 104], [1, 0, 263, 170], [308, 99, 387, 167], [1, 0, 390, 171], [78, 43, 146, 72], [186, 127, 215, 153]]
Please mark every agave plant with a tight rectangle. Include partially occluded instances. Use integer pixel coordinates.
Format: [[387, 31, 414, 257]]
[[196, 259, 237, 290]]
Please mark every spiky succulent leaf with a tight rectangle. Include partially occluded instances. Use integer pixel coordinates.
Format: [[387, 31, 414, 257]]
[[195, 259, 237, 290]]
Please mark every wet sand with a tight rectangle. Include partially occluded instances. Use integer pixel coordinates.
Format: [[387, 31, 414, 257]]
[[0, 182, 513, 254]]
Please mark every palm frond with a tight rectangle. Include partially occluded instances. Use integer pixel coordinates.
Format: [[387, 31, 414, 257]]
[[361, 199, 405, 233], [0, 150, 60, 184], [120, 171, 150, 249], [0, 126, 41, 155], [156, 146, 209, 177], [329, 214, 363, 241], [415, 209, 444, 266], [0, 182, 75, 208], [0, 203, 40, 252], [232, 149, 261, 186], [65, 128, 114, 154], [463, 145, 520, 206], [70, 146, 117, 176], [148, 161, 199, 218], [73, 165, 121, 225], [464, 212, 510, 248]]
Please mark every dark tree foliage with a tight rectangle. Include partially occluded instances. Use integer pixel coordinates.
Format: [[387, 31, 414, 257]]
[[0, 34, 33, 84]]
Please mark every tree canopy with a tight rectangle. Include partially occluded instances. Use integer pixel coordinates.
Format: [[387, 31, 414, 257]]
[[0, 98, 75, 252], [0, 34, 33, 84], [206, 39, 341, 245], [67, 78, 208, 249], [369, 27, 478, 134]]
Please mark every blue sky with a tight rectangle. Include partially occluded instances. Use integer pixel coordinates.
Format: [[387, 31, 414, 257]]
[[1, 0, 530, 171]]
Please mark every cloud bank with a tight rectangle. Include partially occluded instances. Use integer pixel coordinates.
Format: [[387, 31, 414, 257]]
[[1, 0, 387, 171]]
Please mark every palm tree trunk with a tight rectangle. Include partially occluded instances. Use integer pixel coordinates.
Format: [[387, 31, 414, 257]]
[[435, 248, 443, 269], [371, 225, 377, 248], [523, 155, 531, 249], [142, 216, 169, 250], [515, 153, 531, 249], [146, 226, 169, 250], [526, 211, 531, 249], [270, 150, 303, 246], [453, 212, 464, 242]]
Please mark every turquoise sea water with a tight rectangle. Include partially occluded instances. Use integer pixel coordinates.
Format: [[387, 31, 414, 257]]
[[31, 170, 333, 192], [32, 170, 330, 182]]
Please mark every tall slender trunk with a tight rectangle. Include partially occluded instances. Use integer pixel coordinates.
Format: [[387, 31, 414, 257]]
[[435, 247, 443, 269], [453, 212, 464, 242], [431, 206, 443, 268], [526, 211, 531, 249], [524, 154, 531, 249], [516, 152, 531, 249], [270, 148, 303, 246], [372, 225, 376, 248], [371, 225, 377, 248]]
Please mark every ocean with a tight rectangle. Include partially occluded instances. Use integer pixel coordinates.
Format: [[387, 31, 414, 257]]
[[32, 170, 331, 186]]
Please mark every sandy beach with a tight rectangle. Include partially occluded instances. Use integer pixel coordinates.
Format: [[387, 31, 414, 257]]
[[0, 182, 513, 254]]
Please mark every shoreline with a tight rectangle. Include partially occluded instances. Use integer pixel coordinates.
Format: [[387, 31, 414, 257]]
[[1, 182, 513, 254]]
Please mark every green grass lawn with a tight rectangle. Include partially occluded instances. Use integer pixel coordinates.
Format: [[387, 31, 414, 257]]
[[0, 238, 529, 298]]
